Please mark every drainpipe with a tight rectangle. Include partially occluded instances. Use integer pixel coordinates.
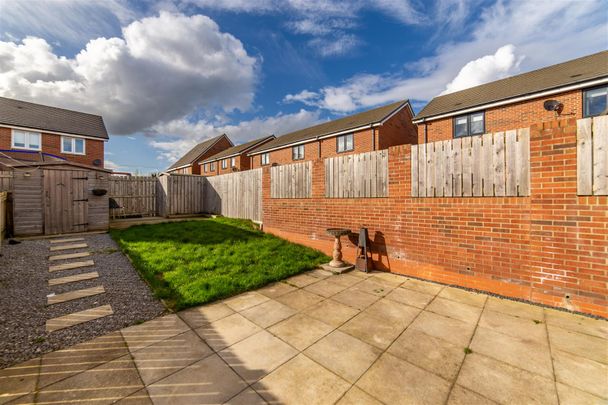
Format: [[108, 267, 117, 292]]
[[372, 127, 376, 151]]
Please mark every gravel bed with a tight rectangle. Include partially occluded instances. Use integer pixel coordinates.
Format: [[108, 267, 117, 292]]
[[0, 233, 166, 369]]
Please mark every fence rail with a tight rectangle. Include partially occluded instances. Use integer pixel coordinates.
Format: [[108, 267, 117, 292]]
[[411, 129, 530, 197], [577, 115, 608, 196], [205, 169, 262, 222], [0, 171, 12, 192], [108, 176, 157, 218], [271, 161, 312, 199], [325, 150, 388, 198]]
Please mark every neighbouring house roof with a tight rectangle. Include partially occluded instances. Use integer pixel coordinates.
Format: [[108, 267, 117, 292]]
[[167, 134, 233, 171], [248, 100, 411, 155], [0, 150, 66, 170], [202, 135, 275, 163], [0, 96, 109, 140], [414, 50, 608, 122]]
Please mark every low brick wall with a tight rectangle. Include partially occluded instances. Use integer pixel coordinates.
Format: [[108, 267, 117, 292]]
[[262, 118, 608, 317]]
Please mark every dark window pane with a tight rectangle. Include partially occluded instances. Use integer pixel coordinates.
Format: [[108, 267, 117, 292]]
[[585, 87, 607, 117], [470, 113, 484, 134], [454, 116, 468, 137]]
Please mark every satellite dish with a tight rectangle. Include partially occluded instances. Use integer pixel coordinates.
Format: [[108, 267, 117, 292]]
[[92, 159, 102, 166], [543, 100, 563, 112]]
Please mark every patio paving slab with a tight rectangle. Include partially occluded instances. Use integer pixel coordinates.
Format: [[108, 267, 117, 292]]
[[47, 285, 105, 305], [305, 330, 382, 383], [369, 272, 407, 286], [225, 388, 267, 405], [547, 325, 608, 364], [456, 353, 558, 404], [304, 278, 349, 297], [408, 310, 476, 347], [284, 273, 319, 288], [38, 331, 127, 388], [48, 251, 91, 261], [332, 288, 379, 310], [385, 286, 435, 308], [552, 349, 608, 399], [130, 330, 213, 385], [194, 313, 261, 351], [274, 289, 324, 311], [387, 327, 466, 380], [240, 299, 297, 328], [146, 354, 247, 405], [177, 302, 234, 329], [115, 388, 153, 404], [121, 314, 190, 352], [447, 385, 497, 405], [219, 330, 298, 383], [485, 296, 544, 320], [544, 308, 608, 338], [254, 354, 350, 405], [304, 299, 360, 328], [49, 243, 88, 251], [401, 277, 444, 295], [336, 386, 383, 405], [224, 291, 269, 312], [339, 311, 406, 349], [46, 304, 113, 332], [269, 313, 333, 350], [48, 271, 99, 286], [351, 279, 395, 297], [426, 296, 482, 323], [470, 326, 554, 377], [0, 358, 40, 405], [363, 297, 421, 328], [330, 273, 364, 287], [50, 237, 85, 244], [556, 382, 607, 405], [478, 308, 548, 344], [256, 281, 297, 299], [438, 286, 487, 308], [48, 259, 95, 272], [357, 352, 451, 405]]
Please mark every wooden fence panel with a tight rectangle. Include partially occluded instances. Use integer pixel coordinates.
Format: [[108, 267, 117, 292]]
[[324, 150, 388, 198], [411, 129, 530, 197], [205, 169, 262, 222], [0, 192, 6, 247], [0, 171, 12, 192], [578, 116, 608, 195], [165, 174, 205, 216], [271, 162, 312, 199], [108, 176, 157, 218]]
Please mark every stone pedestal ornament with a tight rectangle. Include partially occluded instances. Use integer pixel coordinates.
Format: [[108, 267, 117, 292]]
[[321, 228, 355, 274]]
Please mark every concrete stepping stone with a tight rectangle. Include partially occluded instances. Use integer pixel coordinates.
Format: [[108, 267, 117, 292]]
[[50, 237, 85, 244], [47, 286, 105, 305], [49, 260, 95, 272], [46, 305, 113, 332], [49, 272, 99, 286], [49, 252, 91, 261], [49, 243, 88, 252]]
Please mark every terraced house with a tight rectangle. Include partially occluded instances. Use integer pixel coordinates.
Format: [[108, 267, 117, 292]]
[[201, 135, 275, 176], [414, 51, 608, 143], [166, 133, 232, 175], [0, 97, 108, 167], [248, 100, 417, 168]]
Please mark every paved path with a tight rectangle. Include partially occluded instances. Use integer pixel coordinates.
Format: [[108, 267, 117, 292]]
[[1, 270, 606, 404]]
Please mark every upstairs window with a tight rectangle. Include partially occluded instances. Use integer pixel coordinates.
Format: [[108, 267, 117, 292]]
[[203, 164, 207, 172], [454, 112, 485, 137], [584, 86, 608, 117], [261, 153, 270, 165], [12, 129, 41, 150], [292, 145, 305, 160], [61, 136, 85, 155], [231, 157, 236, 167], [337, 133, 354, 153], [210, 162, 215, 171], [221, 159, 228, 169]]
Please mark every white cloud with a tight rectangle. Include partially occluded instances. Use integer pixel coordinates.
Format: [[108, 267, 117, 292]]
[[104, 159, 122, 170], [441, 44, 522, 94], [0, 12, 257, 135], [150, 109, 323, 162], [283, 0, 607, 112]]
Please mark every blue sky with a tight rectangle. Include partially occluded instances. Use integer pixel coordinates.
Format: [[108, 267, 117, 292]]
[[0, 0, 606, 173]]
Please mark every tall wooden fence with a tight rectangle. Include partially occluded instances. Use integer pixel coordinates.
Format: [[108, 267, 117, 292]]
[[108, 176, 157, 218], [205, 169, 262, 222], [0, 171, 12, 192], [270, 161, 312, 199], [0, 192, 7, 247], [411, 129, 530, 197], [577, 115, 608, 196], [157, 174, 205, 216], [325, 150, 388, 198]]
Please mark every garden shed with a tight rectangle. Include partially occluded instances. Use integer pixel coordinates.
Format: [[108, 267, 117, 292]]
[[7, 161, 110, 236]]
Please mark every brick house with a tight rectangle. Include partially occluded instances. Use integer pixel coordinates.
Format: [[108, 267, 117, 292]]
[[0, 96, 108, 168], [201, 135, 274, 176], [166, 134, 232, 175], [248, 100, 417, 168], [414, 51, 608, 143]]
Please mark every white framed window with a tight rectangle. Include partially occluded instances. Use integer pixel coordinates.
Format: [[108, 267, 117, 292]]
[[261, 153, 270, 165], [292, 145, 304, 160], [231, 157, 236, 167], [11, 129, 41, 150], [61, 136, 86, 155], [210, 162, 216, 171], [203, 164, 207, 172], [584, 86, 608, 117], [454, 112, 485, 137], [221, 159, 228, 169], [337, 133, 354, 153]]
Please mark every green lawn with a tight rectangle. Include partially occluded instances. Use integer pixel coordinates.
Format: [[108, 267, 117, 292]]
[[110, 218, 329, 310]]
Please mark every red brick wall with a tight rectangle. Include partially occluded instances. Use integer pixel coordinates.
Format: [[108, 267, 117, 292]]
[[378, 107, 418, 149], [261, 118, 607, 317], [0, 126, 105, 167], [417, 89, 583, 143]]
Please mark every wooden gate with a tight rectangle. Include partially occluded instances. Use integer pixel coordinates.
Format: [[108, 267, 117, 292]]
[[44, 169, 89, 234]]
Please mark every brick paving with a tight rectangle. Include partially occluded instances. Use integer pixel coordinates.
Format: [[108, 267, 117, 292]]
[[1, 270, 606, 404]]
